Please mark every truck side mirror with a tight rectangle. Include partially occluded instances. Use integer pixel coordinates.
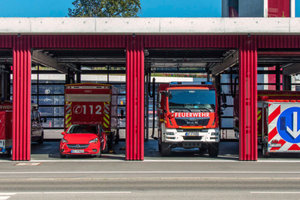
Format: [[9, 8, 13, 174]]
[[61, 132, 66, 135]]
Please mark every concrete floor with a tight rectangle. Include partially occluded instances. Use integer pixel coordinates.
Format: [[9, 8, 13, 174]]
[[1, 138, 300, 161], [29, 139, 240, 161]]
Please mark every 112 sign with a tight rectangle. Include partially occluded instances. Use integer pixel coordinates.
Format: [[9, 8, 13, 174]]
[[73, 104, 102, 115]]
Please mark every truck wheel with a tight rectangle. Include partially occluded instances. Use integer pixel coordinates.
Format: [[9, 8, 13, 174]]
[[199, 147, 207, 155], [208, 143, 219, 157], [158, 143, 161, 152], [38, 132, 44, 144], [262, 144, 270, 158], [160, 143, 171, 156]]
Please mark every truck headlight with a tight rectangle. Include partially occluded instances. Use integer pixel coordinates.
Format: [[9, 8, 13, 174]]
[[89, 138, 99, 143], [62, 138, 68, 143]]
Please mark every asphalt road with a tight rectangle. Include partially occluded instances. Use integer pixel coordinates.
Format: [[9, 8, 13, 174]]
[[0, 160, 300, 200]]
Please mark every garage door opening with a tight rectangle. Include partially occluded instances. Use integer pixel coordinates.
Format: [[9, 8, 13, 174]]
[[28, 49, 127, 160], [0, 49, 12, 160], [143, 49, 239, 159]]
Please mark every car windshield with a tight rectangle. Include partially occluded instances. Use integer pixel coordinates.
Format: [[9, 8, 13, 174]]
[[168, 89, 216, 112], [67, 125, 98, 134]]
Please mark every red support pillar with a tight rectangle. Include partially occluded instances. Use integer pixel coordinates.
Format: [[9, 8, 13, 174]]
[[12, 36, 32, 161], [126, 36, 145, 160], [239, 36, 258, 161]]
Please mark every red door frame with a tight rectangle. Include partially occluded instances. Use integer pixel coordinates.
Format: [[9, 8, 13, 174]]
[[1, 35, 300, 161]]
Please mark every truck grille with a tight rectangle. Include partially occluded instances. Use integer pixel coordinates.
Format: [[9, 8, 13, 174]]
[[183, 136, 203, 140], [175, 118, 209, 126], [67, 144, 89, 149]]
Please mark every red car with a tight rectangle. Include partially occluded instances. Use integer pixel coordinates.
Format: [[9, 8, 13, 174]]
[[60, 124, 106, 158]]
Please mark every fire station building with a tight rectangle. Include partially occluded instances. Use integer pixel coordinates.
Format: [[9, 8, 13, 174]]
[[0, 0, 300, 161]]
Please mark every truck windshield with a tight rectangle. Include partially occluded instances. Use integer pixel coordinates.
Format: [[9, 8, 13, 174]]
[[68, 125, 98, 134], [168, 89, 216, 112]]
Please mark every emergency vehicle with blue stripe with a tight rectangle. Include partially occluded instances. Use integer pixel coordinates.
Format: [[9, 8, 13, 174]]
[[235, 91, 300, 156], [257, 91, 300, 156]]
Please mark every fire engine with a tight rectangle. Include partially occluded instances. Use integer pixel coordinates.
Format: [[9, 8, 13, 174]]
[[60, 83, 117, 157], [157, 82, 220, 157], [234, 91, 300, 156], [0, 102, 45, 155], [0, 102, 12, 155]]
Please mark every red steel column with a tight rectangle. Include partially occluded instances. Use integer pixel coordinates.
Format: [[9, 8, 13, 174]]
[[126, 36, 144, 160], [12, 36, 31, 161], [239, 36, 258, 161]]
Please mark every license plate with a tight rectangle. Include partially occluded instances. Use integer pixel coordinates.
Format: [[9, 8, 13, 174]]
[[185, 132, 198, 136], [71, 150, 84, 153]]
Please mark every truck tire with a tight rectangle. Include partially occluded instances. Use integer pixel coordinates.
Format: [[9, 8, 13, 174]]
[[198, 147, 207, 155], [38, 132, 44, 144], [158, 143, 161, 152], [262, 144, 270, 158], [208, 143, 219, 157], [160, 143, 171, 156]]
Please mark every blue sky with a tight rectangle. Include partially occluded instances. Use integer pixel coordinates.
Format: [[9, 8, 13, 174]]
[[0, 0, 298, 17]]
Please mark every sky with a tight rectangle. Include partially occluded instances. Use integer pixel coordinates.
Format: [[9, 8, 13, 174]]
[[0, 0, 299, 17]]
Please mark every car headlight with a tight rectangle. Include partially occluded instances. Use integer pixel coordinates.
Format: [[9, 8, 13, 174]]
[[89, 138, 99, 143], [62, 138, 68, 143]]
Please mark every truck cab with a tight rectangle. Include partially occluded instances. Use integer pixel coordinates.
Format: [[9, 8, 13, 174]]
[[157, 83, 220, 156]]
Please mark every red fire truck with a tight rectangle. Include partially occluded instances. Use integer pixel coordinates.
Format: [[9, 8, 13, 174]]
[[157, 82, 220, 157], [0, 102, 45, 155], [60, 83, 117, 157], [0, 102, 13, 155], [234, 91, 300, 156]]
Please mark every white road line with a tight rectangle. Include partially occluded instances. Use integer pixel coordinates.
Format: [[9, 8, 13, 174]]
[[31, 159, 239, 163], [1, 159, 300, 163], [1, 192, 131, 195], [0, 196, 11, 200], [0, 171, 299, 174], [251, 191, 300, 194], [0, 194, 15, 196], [257, 160, 300, 163]]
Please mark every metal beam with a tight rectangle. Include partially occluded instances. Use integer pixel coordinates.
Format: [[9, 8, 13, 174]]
[[57, 57, 125, 64], [211, 51, 239, 75], [0, 57, 12, 63], [283, 63, 300, 75], [150, 62, 207, 68], [258, 58, 300, 63], [32, 50, 67, 73], [147, 58, 223, 63]]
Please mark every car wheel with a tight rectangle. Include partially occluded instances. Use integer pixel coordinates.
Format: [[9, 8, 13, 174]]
[[95, 150, 101, 158], [60, 153, 66, 158]]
